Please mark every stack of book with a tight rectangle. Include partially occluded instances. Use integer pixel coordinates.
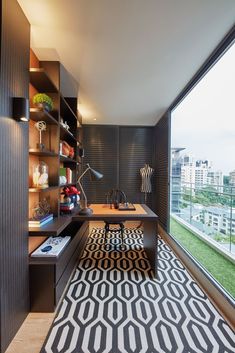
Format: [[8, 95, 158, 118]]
[[60, 202, 74, 213], [29, 213, 53, 227]]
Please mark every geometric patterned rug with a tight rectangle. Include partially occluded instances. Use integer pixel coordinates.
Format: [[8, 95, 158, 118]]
[[41, 228, 235, 353]]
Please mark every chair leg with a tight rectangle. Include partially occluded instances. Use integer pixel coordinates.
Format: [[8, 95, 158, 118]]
[[120, 223, 124, 245], [104, 222, 109, 243]]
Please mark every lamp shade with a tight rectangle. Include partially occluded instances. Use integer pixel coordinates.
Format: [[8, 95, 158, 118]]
[[12, 97, 29, 122], [88, 167, 103, 181]]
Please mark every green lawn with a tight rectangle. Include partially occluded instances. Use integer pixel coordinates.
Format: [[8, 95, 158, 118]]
[[170, 218, 235, 298]]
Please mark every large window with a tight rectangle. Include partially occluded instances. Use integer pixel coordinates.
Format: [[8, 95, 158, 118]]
[[170, 41, 235, 299]]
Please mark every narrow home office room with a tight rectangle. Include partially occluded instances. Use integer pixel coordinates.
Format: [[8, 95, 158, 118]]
[[0, 1, 235, 353]]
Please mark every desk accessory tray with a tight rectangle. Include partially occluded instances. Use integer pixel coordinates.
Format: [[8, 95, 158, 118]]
[[31, 236, 71, 257], [118, 203, 136, 211]]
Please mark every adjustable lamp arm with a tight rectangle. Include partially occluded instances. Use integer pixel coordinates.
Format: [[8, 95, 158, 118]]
[[77, 164, 91, 209]]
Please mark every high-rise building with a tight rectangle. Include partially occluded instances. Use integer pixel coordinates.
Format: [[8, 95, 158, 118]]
[[171, 148, 185, 213], [207, 170, 223, 191], [195, 159, 211, 187], [229, 170, 235, 186]]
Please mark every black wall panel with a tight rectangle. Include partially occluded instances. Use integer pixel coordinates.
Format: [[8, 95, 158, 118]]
[[0, 1, 30, 352], [82, 126, 119, 204], [154, 113, 170, 230], [119, 127, 154, 206], [82, 125, 154, 207]]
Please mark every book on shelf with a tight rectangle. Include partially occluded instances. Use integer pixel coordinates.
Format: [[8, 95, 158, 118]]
[[31, 236, 71, 257], [29, 214, 53, 227], [60, 203, 74, 211], [66, 168, 72, 184]]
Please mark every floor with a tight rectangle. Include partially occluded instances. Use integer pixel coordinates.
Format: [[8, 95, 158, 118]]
[[5, 313, 55, 353], [41, 227, 235, 353], [5, 222, 234, 353]]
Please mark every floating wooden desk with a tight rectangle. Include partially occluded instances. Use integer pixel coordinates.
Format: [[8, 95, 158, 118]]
[[72, 204, 158, 277]]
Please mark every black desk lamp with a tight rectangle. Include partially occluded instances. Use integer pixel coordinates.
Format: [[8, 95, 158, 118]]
[[78, 163, 103, 215]]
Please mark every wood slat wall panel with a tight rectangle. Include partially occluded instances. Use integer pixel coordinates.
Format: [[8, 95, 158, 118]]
[[154, 113, 170, 230], [82, 126, 119, 204], [119, 127, 154, 207], [82, 126, 154, 207], [0, 1, 30, 352]]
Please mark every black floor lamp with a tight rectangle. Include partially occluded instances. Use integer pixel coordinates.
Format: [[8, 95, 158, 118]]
[[78, 163, 103, 215]]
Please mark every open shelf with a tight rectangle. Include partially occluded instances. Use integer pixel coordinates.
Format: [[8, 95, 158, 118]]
[[29, 186, 59, 193], [28, 206, 80, 236], [29, 149, 58, 157], [59, 182, 77, 187], [30, 68, 58, 93], [60, 155, 77, 164], [30, 108, 58, 125], [29, 216, 71, 236], [60, 95, 78, 122], [60, 124, 77, 143]]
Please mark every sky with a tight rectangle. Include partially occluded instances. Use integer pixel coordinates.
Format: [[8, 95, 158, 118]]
[[171, 41, 235, 175]]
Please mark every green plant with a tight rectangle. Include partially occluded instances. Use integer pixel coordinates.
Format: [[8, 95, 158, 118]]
[[33, 93, 53, 111]]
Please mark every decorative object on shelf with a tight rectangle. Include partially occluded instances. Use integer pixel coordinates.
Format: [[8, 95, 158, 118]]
[[59, 167, 67, 185], [31, 198, 51, 220], [62, 186, 80, 206], [12, 97, 29, 122], [33, 93, 53, 112], [60, 140, 75, 159], [60, 194, 74, 213], [35, 120, 47, 150], [60, 118, 71, 132], [59, 168, 73, 185], [59, 176, 67, 185], [31, 236, 71, 257], [32, 161, 49, 188], [78, 163, 103, 215]]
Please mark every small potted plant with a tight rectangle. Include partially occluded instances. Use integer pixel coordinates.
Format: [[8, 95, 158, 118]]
[[33, 93, 53, 112]]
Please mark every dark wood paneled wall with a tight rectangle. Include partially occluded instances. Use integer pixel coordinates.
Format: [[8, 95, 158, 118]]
[[154, 113, 170, 230], [82, 126, 119, 203], [119, 126, 154, 206], [0, 1, 30, 352], [82, 125, 154, 207]]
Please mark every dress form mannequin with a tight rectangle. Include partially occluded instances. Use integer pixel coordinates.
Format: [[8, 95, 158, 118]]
[[140, 164, 154, 203]]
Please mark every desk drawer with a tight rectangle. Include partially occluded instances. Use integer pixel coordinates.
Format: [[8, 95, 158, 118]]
[[55, 222, 88, 283]]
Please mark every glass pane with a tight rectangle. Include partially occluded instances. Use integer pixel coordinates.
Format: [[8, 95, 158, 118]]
[[170, 41, 235, 299]]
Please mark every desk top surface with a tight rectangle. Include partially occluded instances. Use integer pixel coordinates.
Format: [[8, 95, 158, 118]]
[[72, 204, 158, 221]]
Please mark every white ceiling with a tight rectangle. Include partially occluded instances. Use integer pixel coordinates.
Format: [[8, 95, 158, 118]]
[[18, 0, 235, 126]]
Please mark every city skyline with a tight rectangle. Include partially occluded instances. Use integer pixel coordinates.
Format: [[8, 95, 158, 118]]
[[171, 41, 235, 175]]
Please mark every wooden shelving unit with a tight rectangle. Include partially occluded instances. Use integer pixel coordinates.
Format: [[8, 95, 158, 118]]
[[28, 50, 82, 233], [28, 50, 86, 313]]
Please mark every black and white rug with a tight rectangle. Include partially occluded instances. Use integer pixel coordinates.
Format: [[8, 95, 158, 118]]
[[41, 228, 235, 353]]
